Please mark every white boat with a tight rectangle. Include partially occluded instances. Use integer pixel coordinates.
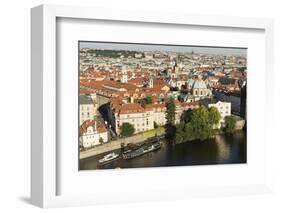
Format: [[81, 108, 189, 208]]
[[98, 152, 119, 164]]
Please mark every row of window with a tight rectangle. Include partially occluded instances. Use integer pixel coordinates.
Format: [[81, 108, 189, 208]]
[[219, 106, 229, 110], [194, 90, 207, 96], [81, 106, 91, 110], [81, 112, 91, 116]]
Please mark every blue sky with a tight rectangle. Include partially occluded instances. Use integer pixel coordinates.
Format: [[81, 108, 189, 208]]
[[80, 41, 247, 57]]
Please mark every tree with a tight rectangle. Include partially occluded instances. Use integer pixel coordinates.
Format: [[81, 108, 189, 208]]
[[120, 123, 135, 137], [180, 109, 192, 123], [223, 116, 236, 134], [175, 133, 184, 144], [166, 99, 176, 126], [154, 121, 158, 129], [175, 122, 185, 144], [139, 96, 152, 106], [184, 122, 196, 141], [208, 107, 221, 128], [189, 107, 212, 141], [99, 137, 104, 144]]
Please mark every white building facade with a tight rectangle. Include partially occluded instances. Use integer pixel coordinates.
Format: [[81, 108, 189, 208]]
[[79, 94, 98, 125], [208, 101, 231, 128], [80, 120, 109, 148]]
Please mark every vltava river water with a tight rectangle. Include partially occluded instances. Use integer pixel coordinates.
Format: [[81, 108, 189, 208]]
[[79, 130, 246, 170]]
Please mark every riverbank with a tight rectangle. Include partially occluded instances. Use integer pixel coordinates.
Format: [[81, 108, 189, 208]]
[[80, 127, 165, 160], [80, 130, 247, 170]]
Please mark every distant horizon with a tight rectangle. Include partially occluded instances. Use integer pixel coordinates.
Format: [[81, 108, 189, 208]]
[[80, 41, 247, 57]]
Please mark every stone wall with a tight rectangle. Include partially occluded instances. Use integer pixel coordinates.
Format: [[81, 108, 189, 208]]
[[80, 133, 147, 160]]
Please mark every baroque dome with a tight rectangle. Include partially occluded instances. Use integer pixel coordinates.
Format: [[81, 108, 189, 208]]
[[192, 79, 207, 89], [187, 79, 195, 87]]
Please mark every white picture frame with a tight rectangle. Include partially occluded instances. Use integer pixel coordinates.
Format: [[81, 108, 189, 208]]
[[31, 4, 274, 208]]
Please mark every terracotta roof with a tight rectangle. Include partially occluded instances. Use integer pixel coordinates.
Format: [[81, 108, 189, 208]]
[[119, 103, 145, 114], [80, 88, 92, 94], [80, 119, 107, 136], [144, 104, 166, 112], [128, 77, 145, 85]]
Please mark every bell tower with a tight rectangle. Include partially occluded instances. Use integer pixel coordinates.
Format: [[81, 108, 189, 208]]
[[121, 66, 128, 83], [149, 78, 153, 88]]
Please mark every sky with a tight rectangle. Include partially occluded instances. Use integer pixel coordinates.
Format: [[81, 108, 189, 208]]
[[79, 41, 247, 57]]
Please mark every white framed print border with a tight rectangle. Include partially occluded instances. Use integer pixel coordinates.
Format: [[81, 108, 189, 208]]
[[31, 4, 274, 208]]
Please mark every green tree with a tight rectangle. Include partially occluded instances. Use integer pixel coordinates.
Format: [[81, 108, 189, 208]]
[[175, 122, 185, 144], [153, 121, 158, 129], [180, 109, 192, 123], [120, 123, 135, 137], [139, 96, 152, 106], [184, 122, 196, 141], [208, 107, 221, 128], [223, 116, 236, 134], [175, 133, 184, 144], [190, 107, 212, 141], [99, 137, 104, 144], [166, 99, 176, 126]]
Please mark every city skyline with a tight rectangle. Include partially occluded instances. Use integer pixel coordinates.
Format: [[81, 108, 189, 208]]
[[80, 41, 247, 57]]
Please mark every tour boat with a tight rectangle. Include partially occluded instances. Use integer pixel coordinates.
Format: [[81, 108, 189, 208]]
[[98, 152, 119, 164], [122, 142, 162, 160]]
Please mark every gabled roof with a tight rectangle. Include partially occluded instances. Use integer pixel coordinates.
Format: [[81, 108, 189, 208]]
[[80, 119, 107, 136]]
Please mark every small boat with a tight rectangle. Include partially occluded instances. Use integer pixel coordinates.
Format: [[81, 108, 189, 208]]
[[98, 152, 119, 164]]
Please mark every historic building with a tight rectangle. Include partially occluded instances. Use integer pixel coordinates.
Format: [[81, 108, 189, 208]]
[[240, 82, 247, 119], [183, 78, 211, 102], [191, 79, 210, 98], [114, 103, 154, 134], [79, 94, 98, 125], [120, 66, 128, 83], [79, 119, 109, 148], [208, 101, 231, 128], [108, 100, 200, 135]]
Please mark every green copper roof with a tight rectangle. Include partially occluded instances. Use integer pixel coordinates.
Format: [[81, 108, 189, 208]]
[[192, 80, 207, 89]]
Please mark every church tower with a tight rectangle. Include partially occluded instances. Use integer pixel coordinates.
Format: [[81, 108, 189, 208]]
[[120, 66, 128, 83], [149, 78, 153, 88]]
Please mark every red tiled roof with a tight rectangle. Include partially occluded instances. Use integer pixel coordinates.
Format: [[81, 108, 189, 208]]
[[80, 119, 107, 136], [119, 103, 145, 114], [144, 104, 166, 112]]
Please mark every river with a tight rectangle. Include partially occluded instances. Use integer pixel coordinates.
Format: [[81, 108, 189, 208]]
[[79, 130, 246, 170]]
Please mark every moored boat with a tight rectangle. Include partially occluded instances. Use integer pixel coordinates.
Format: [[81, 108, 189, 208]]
[[122, 142, 162, 160], [98, 152, 119, 164]]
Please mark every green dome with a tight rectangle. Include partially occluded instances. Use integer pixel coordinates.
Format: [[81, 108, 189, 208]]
[[187, 79, 195, 87], [192, 80, 207, 89]]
